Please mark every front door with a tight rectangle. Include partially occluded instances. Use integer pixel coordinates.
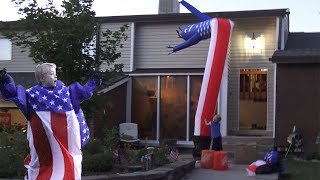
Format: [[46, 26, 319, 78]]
[[239, 69, 267, 131]]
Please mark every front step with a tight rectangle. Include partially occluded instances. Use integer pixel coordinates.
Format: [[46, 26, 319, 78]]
[[222, 136, 274, 162]]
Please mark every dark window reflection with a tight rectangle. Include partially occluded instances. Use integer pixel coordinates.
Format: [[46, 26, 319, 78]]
[[160, 76, 187, 140], [189, 76, 203, 141], [132, 76, 157, 140]]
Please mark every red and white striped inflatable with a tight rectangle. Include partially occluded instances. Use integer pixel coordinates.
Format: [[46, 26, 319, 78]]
[[246, 160, 268, 176], [194, 18, 234, 136]]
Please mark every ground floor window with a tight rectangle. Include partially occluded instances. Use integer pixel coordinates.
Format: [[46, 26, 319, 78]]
[[189, 76, 203, 140], [132, 76, 158, 140], [160, 76, 187, 140], [131, 75, 202, 142], [0, 38, 12, 61]]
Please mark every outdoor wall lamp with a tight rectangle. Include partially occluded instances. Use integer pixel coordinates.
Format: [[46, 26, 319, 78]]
[[251, 32, 257, 49], [244, 32, 265, 56]]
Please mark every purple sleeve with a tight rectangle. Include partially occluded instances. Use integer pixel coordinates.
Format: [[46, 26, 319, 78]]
[[69, 76, 100, 114], [0, 75, 28, 117], [0, 75, 17, 99]]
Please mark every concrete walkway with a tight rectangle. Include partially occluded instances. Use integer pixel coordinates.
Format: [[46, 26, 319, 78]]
[[181, 160, 278, 180], [0, 154, 278, 180]]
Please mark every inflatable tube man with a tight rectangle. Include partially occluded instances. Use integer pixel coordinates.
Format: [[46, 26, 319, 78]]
[[169, 0, 234, 137]]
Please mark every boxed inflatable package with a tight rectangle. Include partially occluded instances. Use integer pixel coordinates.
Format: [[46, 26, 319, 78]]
[[234, 143, 257, 164]]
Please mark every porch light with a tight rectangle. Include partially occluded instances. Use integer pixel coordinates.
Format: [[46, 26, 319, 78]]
[[251, 32, 257, 49]]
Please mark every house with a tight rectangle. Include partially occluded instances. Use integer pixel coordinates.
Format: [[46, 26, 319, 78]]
[[94, 7, 290, 154], [271, 32, 320, 155], [5, 2, 315, 156]]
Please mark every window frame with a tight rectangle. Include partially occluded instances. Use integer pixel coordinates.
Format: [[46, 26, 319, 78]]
[[0, 37, 12, 61]]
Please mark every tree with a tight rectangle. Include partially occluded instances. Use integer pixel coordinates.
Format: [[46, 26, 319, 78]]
[[1, 0, 128, 85], [0, 0, 128, 135]]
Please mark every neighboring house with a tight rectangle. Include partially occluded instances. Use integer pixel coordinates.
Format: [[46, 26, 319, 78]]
[[0, 34, 35, 126], [271, 32, 320, 155]]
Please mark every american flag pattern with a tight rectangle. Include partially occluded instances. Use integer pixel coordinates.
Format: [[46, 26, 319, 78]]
[[246, 160, 267, 176], [26, 84, 90, 147], [23, 82, 92, 179], [0, 72, 99, 180], [167, 150, 179, 162], [194, 18, 234, 137], [0, 77, 99, 180], [263, 150, 279, 165]]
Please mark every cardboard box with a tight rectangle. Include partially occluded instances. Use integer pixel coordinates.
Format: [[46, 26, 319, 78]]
[[234, 143, 257, 164]]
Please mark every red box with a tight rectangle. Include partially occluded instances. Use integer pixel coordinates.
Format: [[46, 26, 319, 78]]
[[213, 151, 228, 170], [200, 149, 215, 169]]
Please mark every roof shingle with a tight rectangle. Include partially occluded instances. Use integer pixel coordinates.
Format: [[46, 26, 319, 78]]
[[271, 33, 320, 63]]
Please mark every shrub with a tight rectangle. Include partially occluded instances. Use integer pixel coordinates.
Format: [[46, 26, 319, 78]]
[[124, 149, 139, 165], [0, 126, 28, 178], [137, 148, 148, 159], [152, 145, 170, 167], [82, 139, 104, 155], [124, 148, 149, 165], [81, 126, 120, 173], [82, 152, 112, 172], [102, 126, 120, 151]]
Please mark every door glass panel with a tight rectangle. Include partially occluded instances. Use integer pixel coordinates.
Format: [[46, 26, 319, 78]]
[[189, 76, 203, 141], [160, 76, 187, 140], [132, 76, 158, 140], [239, 69, 267, 130]]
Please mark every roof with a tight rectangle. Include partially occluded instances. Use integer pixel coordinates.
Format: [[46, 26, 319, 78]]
[[129, 68, 204, 74], [271, 33, 320, 63], [1, 9, 289, 29], [98, 68, 205, 93], [96, 9, 289, 23], [98, 73, 129, 94]]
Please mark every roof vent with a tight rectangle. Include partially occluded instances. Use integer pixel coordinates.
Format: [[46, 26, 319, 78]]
[[158, 0, 180, 14]]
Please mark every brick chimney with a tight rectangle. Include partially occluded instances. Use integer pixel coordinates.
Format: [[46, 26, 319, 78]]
[[158, 0, 180, 14]]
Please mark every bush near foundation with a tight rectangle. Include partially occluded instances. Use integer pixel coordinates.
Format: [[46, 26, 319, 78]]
[[0, 125, 28, 178], [82, 151, 112, 172]]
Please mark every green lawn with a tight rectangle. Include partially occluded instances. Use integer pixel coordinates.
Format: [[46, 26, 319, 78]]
[[279, 158, 320, 180]]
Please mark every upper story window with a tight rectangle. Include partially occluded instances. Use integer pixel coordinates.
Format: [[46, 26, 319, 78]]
[[0, 38, 12, 61]]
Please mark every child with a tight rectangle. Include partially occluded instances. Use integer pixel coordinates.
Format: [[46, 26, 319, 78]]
[[0, 63, 101, 179], [205, 114, 222, 151]]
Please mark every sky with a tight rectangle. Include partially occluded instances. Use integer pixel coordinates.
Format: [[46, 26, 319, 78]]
[[0, 0, 319, 32]]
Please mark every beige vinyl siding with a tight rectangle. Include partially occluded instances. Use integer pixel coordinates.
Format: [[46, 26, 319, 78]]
[[0, 40, 35, 72], [99, 22, 132, 72], [132, 16, 277, 134], [228, 17, 277, 134], [134, 22, 209, 69]]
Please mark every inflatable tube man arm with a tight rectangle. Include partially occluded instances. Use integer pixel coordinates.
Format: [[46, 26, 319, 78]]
[[168, 0, 212, 53], [0, 68, 28, 117]]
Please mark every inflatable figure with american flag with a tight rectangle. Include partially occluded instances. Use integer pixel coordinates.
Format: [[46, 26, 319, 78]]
[[0, 64, 101, 179], [169, 1, 234, 138]]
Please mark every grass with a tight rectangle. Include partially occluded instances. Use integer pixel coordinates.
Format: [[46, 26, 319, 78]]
[[279, 158, 320, 180]]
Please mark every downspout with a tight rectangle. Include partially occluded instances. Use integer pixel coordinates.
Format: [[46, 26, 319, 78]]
[[130, 22, 135, 72], [126, 22, 135, 122], [277, 17, 282, 50], [273, 17, 280, 138]]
